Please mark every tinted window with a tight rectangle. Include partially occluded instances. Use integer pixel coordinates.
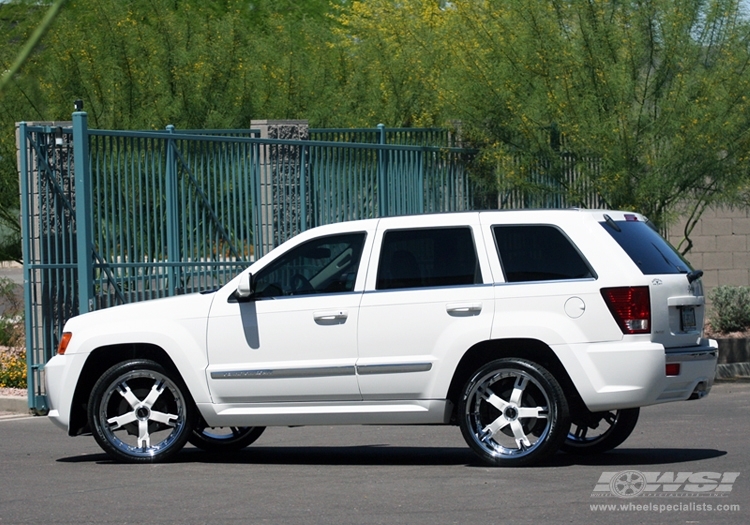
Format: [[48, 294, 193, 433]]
[[601, 219, 692, 275], [254, 233, 366, 298], [494, 225, 594, 282], [376, 227, 480, 290]]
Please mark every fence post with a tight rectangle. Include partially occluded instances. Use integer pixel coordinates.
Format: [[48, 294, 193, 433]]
[[418, 149, 425, 214], [165, 125, 180, 295], [300, 144, 307, 232], [17, 121, 37, 410], [73, 111, 94, 314], [377, 123, 388, 216]]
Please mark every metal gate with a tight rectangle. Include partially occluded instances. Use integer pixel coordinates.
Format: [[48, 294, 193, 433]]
[[18, 113, 477, 412]]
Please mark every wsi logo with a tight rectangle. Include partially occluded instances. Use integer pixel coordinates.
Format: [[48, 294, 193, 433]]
[[592, 471, 740, 498]]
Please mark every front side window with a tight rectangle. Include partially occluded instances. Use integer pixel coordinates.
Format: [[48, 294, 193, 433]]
[[254, 233, 366, 298], [376, 227, 480, 290], [494, 225, 594, 283]]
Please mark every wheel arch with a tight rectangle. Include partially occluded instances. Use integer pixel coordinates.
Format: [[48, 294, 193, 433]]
[[68, 343, 185, 437], [446, 338, 587, 423]]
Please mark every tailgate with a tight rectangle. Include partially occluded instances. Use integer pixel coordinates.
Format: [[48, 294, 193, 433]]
[[649, 274, 705, 350]]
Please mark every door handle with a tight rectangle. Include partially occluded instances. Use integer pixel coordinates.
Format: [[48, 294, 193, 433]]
[[446, 303, 482, 314], [313, 310, 349, 321]]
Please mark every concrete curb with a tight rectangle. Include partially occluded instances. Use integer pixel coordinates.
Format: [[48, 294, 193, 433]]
[[0, 395, 29, 415], [716, 362, 750, 380]]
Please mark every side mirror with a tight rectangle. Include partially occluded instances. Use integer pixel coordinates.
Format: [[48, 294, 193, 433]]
[[236, 272, 255, 299]]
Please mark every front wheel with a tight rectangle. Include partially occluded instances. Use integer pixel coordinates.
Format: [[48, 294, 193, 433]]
[[88, 360, 195, 463], [189, 426, 265, 452], [458, 358, 569, 467], [561, 408, 639, 454]]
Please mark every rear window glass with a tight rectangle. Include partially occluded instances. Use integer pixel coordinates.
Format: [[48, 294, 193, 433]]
[[493, 225, 594, 282], [376, 227, 480, 290], [601, 218, 692, 275]]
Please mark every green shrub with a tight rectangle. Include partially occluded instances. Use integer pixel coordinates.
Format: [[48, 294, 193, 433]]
[[0, 275, 23, 347], [0, 347, 26, 388], [709, 285, 750, 333], [0, 275, 25, 388]]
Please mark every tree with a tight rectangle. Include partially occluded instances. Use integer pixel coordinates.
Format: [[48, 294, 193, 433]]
[[0, 0, 347, 262], [0, 0, 66, 262], [335, 0, 750, 243]]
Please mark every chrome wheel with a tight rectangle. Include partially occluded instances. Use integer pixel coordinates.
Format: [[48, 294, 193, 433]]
[[562, 408, 639, 454], [89, 360, 194, 463], [458, 358, 569, 467], [189, 425, 265, 452]]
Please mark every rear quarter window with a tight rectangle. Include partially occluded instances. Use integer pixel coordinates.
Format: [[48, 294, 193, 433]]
[[493, 225, 595, 282], [601, 218, 692, 275]]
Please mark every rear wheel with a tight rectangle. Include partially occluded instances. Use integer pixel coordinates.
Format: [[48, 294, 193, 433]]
[[458, 358, 569, 467], [561, 408, 639, 454], [189, 426, 265, 452], [88, 360, 195, 463]]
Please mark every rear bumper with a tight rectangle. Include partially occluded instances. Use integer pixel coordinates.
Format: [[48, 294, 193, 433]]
[[555, 338, 718, 412], [656, 339, 718, 403]]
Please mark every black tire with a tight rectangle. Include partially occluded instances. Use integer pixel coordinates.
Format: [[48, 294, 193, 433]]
[[458, 358, 570, 467], [88, 359, 195, 463], [188, 426, 265, 452], [561, 408, 639, 454]]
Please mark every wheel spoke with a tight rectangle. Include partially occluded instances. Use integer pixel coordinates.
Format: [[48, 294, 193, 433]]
[[478, 384, 508, 412], [107, 411, 138, 430], [481, 414, 510, 440], [141, 380, 167, 408], [510, 419, 531, 449], [115, 383, 141, 409], [516, 406, 548, 419], [137, 419, 151, 448], [509, 376, 528, 405], [149, 410, 178, 427], [574, 424, 588, 440]]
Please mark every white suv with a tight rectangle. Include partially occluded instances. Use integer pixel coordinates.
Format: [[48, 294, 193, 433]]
[[44, 210, 718, 466]]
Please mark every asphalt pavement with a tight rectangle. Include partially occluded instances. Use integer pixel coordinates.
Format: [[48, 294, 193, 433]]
[[0, 381, 748, 525]]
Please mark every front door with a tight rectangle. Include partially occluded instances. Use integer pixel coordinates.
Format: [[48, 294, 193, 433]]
[[206, 231, 369, 404]]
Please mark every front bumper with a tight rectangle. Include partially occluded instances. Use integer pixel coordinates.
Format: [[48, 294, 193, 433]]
[[44, 353, 88, 433]]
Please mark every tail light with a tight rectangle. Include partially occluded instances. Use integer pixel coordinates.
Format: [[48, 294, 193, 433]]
[[601, 286, 651, 334]]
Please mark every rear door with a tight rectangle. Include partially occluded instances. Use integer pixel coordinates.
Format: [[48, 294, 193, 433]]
[[356, 215, 494, 400]]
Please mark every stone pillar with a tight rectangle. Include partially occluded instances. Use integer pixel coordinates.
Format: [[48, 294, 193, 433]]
[[250, 120, 309, 256]]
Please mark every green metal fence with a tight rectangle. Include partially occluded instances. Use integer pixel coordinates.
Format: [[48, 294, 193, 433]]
[[18, 114, 477, 412], [309, 125, 459, 147]]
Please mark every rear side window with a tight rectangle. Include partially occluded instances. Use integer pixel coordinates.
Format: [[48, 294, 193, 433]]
[[376, 227, 480, 290], [601, 218, 692, 275], [493, 225, 594, 282]]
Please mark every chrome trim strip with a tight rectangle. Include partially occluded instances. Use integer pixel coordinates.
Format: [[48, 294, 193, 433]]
[[665, 350, 718, 362], [211, 365, 356, 380], [356, 363, 433, 375]]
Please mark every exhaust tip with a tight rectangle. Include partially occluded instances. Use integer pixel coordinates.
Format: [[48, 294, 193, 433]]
[[688, 381, 708, 400]]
